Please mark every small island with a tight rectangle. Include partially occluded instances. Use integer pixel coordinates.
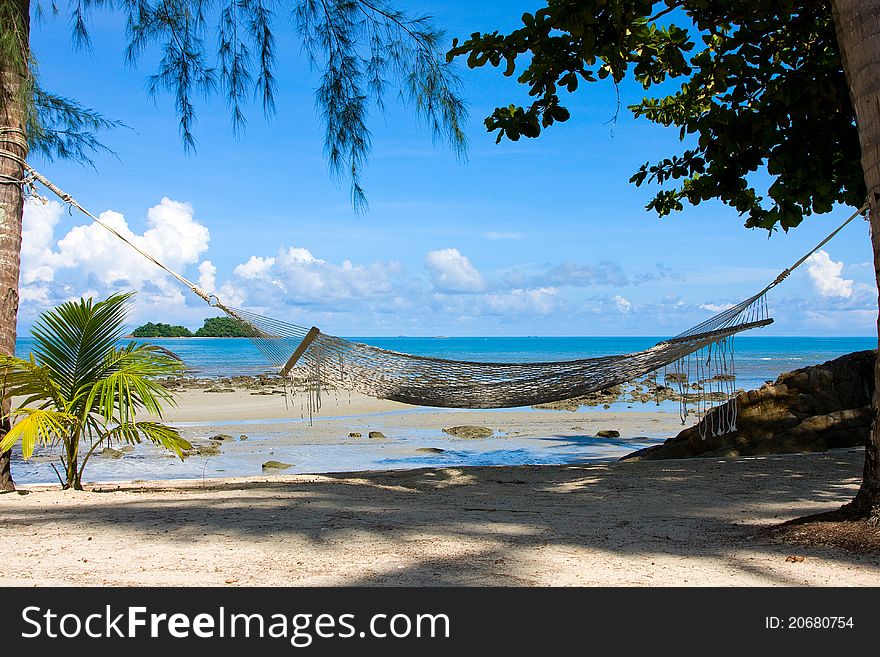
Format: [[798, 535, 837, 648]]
[[131, 316, 259, 338]]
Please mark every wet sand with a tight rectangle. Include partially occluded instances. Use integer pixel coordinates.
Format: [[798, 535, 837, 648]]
[[38, 388, 693, 484]]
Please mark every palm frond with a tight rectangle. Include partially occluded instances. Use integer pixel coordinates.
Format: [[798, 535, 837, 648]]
[[30, 292, 135, 400], [104, 421, 191, 459], [0, 353, 66, 410], [82, 343, 183, 423], [0, 408, 77, 459]]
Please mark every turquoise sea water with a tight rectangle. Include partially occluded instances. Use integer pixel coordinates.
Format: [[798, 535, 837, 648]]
[[14, 334, 876, 392]]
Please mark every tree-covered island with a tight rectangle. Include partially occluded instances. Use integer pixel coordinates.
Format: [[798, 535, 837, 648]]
[[131, 317, 259, 338]]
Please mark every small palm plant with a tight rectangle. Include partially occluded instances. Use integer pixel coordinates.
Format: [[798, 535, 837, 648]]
[[0, 292, 191, 490]]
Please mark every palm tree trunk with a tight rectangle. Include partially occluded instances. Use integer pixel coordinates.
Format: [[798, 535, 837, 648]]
[[66, 439, 79, 490], [0, 0, 30, 493], [833, 0, 880, 523]]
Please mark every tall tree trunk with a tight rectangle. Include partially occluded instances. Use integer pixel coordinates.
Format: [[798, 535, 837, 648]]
[[833, 0, 880, 523], [0, 0, 30, 492]]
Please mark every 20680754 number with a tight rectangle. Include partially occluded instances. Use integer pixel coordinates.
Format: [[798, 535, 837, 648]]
[[788, 617, 854, 629], [765, 616, 854, 629]]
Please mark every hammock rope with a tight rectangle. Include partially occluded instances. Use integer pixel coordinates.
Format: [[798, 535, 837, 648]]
[[4, 147, 869, 434]]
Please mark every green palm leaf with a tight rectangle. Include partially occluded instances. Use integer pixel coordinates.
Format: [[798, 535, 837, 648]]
[[83, 344, 183, 423], [30, 292, 135, 401], [0, 408, 77, 459], [104, 421, 191, 458], [0, 354, 66, 410], [8, 291, 186, 488]]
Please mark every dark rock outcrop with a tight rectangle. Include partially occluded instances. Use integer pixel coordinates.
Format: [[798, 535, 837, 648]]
[[442, 426, 494, 439], [262, 460, 294, 471], [622, 350, 874, 461]]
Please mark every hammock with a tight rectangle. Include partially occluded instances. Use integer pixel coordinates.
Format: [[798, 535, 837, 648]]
[[19, 163, 868, 435]]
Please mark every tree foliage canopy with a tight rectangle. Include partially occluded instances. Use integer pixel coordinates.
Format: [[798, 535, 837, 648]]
[[15, 0, 467, 209], [194, 316, 258, 337], [448, 0, 864, 231], [131, 322, 194, 338]]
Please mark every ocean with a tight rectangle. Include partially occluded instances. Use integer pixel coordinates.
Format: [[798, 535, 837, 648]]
[[9, 335, 875, 485], [14, 334, 876, 392]]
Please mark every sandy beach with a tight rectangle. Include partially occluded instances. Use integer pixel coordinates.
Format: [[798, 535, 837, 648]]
[[4, 382, 879, 586], [3, 448, 878, 586]]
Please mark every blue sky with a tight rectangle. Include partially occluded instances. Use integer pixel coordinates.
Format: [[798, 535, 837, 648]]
[[17, 1, 878, 337]]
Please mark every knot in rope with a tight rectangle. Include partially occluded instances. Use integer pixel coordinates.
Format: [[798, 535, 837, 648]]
[[772, 269, 791, 286]]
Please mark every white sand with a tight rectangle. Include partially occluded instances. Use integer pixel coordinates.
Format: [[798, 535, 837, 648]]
[[3, 448, 878, 586], [5, 386, 878, 586]]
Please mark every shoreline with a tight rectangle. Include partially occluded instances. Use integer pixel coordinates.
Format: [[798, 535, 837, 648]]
[[10, 372, 693, 485]]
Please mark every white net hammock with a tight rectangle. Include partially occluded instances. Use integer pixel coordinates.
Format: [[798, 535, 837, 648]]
[[216, 294, 771, 416], [19, 163, 868, 437]]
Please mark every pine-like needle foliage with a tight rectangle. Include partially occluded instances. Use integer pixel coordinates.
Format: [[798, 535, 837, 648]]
[[18, 1, 468, 209]]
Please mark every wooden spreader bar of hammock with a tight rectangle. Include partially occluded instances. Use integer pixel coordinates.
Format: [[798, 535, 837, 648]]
[[279, 326, 320, 376]]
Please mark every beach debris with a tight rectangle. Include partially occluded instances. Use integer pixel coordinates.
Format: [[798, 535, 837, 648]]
[[785, 555, 805, 563], [209, 434, 234, 442], [596, 430, 621, 438], [368, 431, 387, 439], [416, 447, 445, 453], [262, 460, 294, 471], [100, 447, 124, 458], [239, 434, 249, 441], [349, 432, 362, 438], [442, 425, 493, 439]]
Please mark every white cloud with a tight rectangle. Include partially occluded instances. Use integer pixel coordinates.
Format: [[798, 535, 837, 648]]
[[806, 250, 854, 298], [541, 261, 629, 287], [20, 199, 65, 284], [51, 197, 209, 289], [19, 284, 50, 305], [425, 248, 485, 293], [614, 295, 632, 313], [198, 260, 217, 293], [19, 197, 212, 326], [225, 246, 402, 308], [234, 255, 277, 280], [483, 287, 561, 316], [699, 302, 735, 313], [484, 231, 524, 240]]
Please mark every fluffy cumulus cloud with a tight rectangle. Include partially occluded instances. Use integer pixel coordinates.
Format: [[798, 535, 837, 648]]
[[20, 200, 65, 285], [18, 197, 211, 325], [806, 250, 854, 298], [614, 295, 632, 313], [225, 246, 402, 309], [425, 248, 485, 293], [53, 198, 209, 289], [198, 260, 217, 292], [234, 255, 276, 280]]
